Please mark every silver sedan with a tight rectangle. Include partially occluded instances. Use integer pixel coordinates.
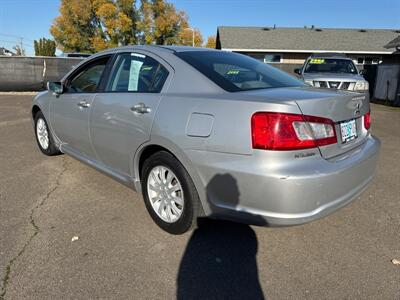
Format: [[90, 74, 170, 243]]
[[32, 46, 380, 234]]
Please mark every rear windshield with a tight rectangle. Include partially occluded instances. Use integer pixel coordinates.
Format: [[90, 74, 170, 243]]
[[304, 58, 358, 74], [175, 51, 305, 92]]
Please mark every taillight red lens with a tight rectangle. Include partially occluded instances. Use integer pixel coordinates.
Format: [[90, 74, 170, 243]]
[[251, 112, 337, 150], [364, 111, 371, 130]]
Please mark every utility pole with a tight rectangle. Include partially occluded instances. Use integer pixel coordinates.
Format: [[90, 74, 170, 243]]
[[184, 28, 195, 47], [20, 37, 23, 55]]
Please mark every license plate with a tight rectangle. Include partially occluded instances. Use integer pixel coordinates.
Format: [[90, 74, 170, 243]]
[[340, 119, 357, 143]]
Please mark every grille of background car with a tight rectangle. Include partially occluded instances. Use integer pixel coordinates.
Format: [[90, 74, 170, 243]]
[[328, 81, 340, 89], [314, 81, 354, 90]]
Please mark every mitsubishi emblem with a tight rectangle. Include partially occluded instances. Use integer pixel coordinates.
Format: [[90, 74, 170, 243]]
[[354, 102, 361, 117]]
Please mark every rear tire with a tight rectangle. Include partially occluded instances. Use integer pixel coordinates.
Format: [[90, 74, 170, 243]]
[[141, 151, 200, 234], [34, 111, 61, 156]]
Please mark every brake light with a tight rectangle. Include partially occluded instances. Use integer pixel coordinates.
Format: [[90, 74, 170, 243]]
[[251, 112, 337, 150], [364, 111, 371, 130]]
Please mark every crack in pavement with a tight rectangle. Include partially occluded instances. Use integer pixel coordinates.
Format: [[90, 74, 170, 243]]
[[0, 158, 68, 300]]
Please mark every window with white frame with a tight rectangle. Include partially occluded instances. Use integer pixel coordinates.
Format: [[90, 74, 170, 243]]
[[356, 57, 382, 65], [263, 54, 282, 63]]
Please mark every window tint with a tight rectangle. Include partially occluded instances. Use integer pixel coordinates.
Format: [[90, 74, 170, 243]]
[[304, 58, 358, 74], [175, 51, 304, 92], [67, 58, 109, 93], [106, 53, 168, 93]]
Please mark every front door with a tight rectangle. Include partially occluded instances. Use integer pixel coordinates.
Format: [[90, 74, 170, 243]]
[[50, 56, 110, 158], [90, 52, 171, 176]]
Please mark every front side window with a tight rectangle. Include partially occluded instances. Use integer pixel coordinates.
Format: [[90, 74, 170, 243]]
[[175, 51, 304, 92], [66, 57, 109, 93], [304, 58, 358, 74], [106, 53, 169, 93]]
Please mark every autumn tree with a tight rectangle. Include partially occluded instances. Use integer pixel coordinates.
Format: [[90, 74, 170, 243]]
[[205, 35, 216, 49], [34, 38, 56, 56], [50, 0, 97, 53], [91, 0, 138, 51], [137, 0, 201, 45], [51, 0, 138, 53], [51, 0, 203, 53]]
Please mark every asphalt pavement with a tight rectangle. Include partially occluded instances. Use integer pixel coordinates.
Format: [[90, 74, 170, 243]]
[[0, 95, 399, 299]]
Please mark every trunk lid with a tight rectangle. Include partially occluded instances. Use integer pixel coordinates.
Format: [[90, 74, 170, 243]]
[[242, 87, 370, 159]]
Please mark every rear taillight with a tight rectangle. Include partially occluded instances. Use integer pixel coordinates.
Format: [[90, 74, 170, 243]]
[[364, 111, 371, 130], [251, 112, 337, 150]]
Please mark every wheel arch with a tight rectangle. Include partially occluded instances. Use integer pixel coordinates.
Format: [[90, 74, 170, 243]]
[[133, 140, 209, 216], [32, 105, 41, 120], [138, 144, 170, 178]]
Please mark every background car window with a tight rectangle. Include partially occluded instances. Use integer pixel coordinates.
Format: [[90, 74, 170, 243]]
[[67, 58, 108, 93], [304, 59, 358, 74], [106, 53, 168, 93], [175, 51, 304, 92]]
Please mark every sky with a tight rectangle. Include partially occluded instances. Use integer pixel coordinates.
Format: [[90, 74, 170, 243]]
[[0, 0, 399, 56]]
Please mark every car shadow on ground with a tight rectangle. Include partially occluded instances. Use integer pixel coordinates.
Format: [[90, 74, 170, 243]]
[[176, 174, 265, 300]]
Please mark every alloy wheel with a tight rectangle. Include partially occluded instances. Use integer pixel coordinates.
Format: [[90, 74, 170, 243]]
[[36, 118, 49, 150], [146, 166, 184, 223]]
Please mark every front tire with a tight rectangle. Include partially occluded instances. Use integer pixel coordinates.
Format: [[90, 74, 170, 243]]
[[141, 151, 200, 234], [34, 111, 61, 156]]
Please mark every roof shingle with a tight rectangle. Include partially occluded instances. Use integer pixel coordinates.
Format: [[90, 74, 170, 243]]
[[217, 26, 400, 53]]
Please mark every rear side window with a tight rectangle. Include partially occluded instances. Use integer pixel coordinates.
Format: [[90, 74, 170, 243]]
[[175, 51, 305, 92], [106, 53, 169, 93]]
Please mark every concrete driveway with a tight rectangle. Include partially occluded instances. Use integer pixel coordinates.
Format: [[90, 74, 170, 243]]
[[0, 95, 399, 300]]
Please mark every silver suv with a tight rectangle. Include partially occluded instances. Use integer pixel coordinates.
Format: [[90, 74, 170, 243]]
[[295, 53, 369, 93]]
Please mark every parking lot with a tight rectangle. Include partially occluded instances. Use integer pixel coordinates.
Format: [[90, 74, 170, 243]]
[[0, 94, 399, 299]]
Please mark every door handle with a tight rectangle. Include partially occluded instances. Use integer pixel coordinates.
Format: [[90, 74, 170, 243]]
[[77, 100, 91, 108], [130, 102, 151, 114]]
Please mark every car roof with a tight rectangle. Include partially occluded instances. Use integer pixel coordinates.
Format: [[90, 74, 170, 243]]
[[94, 45, 217, 56], [157, 45, 217, 52]]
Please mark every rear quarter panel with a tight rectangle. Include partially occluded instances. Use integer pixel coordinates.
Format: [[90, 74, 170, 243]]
[[152, 93, 301, 155], [148, 92, 302, 215]]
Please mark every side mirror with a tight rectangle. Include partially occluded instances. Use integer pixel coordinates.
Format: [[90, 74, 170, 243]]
[[294, 68, 302, 75], [47, 81, 63, 95], [359, 69, 367, 76]]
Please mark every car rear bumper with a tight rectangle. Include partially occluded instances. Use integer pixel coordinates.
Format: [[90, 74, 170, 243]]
[[188, 135, 380, 226]]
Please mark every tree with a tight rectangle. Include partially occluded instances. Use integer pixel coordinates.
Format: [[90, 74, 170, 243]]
[[51, 0, 203, 52], [50, 0, 97, 53], [34, 38, 56, 56], [13, 45, 25, 56], [50, 0, 138, 53], [137, 0, 197, 45], [205, 35, 216, 49]]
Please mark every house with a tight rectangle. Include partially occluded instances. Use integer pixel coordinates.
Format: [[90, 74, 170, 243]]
[[0, 47, 15, 56], [216, 26, 400, 66], [385, 36, 400, 50], [383, 35, 400, 63]]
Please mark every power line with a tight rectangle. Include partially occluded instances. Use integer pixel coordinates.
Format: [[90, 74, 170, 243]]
[[0, 33, 35, 42], [0, 39, 34, 48]]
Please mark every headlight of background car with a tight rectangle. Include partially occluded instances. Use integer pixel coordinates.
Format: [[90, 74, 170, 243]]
[[304, 80, 314, 86], [354, 80, 369, 91]]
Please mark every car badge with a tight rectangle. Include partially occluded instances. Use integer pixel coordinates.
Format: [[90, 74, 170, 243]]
[[354, 102, 361, 117]]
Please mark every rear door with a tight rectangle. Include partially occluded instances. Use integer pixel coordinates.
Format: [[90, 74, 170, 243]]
[[50, 55, 111, 158], [90, 51, 171, 176]]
